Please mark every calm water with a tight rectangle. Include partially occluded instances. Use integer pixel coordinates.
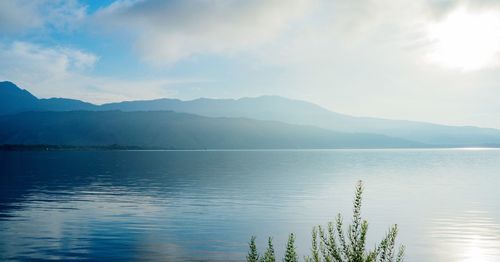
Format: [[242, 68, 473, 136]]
[[1, 149, 499, 261]]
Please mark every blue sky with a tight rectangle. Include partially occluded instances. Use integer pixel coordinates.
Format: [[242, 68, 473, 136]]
[[1, 0, 500, 128]]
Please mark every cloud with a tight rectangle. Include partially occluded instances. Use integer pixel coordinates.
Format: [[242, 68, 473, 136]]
[[0, 41, 98, 81], [426, 0, 500, 16], [0, 41, 198, 103], [94, 0, 314, 65], [0, 0, 86, 34], [2, 0, 500, 128], [0, 41, 98, 99], [0, 1, 43, 33], [252, 0, 500, 70], [233, 0, 500, 128], [424, 7, 500, 71]]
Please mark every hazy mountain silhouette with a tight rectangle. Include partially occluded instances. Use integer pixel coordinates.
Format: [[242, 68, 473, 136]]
[[2, 81, 500, 147], [0, 81, 97, 113], [0, 81, 39, 114], [100, 94, 500, 147], [0, 111, 422, 149]]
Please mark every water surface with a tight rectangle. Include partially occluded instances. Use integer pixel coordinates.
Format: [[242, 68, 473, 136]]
[[1, 149, 499, 261]]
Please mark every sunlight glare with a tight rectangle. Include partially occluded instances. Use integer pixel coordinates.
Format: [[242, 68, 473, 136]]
[[463, 236, 491, 262], [426, 7, 500, 71]]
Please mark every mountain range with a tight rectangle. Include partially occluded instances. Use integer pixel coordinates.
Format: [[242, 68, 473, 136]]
[[1, 80, 500, 148], [0, 111, 420, 149]]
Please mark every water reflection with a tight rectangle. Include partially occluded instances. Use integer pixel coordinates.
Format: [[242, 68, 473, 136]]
[[430, 211, 500, 262], [1, 150, 500, 261]]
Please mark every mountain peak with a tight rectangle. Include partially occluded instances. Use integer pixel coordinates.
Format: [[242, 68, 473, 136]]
[[0, 81, 36, 97], [0, 80, 17, 87], [0, 80, 37, 95], [0, 81, 26, 92], [0, 81, 99, 114], [0, 81, 39, 114]]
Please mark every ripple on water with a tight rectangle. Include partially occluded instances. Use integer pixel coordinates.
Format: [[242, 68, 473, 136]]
[[429, 210, 500, 262]]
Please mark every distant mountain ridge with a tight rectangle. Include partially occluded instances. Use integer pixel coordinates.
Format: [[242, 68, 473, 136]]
[[0, 111, 422, 149], [2, 81, 500, 147], [0, 81, 97, 114], [100, 96, 500, 146]]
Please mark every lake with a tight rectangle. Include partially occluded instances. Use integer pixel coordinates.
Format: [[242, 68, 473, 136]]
[[1, 149, 499, 261]]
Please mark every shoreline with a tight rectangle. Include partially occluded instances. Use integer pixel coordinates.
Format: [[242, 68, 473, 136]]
[[2, 144, 500, 152]]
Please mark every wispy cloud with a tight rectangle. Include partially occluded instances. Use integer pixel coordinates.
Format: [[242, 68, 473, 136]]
[[94, 0, 315, 65], [1, 0, 500, 127], [0, 0, 86, 34], [0, 41, 98, 85], [0, 41, 202, 103]]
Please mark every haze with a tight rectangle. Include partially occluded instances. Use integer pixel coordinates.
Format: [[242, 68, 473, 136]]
[[1, 0, 500, 128]]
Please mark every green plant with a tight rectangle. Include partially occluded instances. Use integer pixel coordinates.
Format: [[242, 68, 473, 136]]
[[247, 236, 260, 262], [284, 233, 299, 262], [262, 237, 276, 262], [313, 181, 405, 262], [247, 181, 405, 262], [305, 227, 321, 262]]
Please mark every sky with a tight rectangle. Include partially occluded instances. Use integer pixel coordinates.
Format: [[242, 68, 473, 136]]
[[1, 0, 500, 128]]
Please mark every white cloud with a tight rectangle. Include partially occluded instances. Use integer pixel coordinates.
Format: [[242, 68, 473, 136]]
[[234, 0, 500, 128], [0, 41, 98, 81], [424, 7, 500, 71], [0, 1, 43, 33], [0, 41, 198, 103], [95, 0, 314, 65], [0, 0, 86, 34], [2, 0, 500, 127]]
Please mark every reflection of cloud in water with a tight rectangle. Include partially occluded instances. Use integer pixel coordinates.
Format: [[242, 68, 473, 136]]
[[3, 150, 500, 261], [429, 211, 500, 262], [0, 184, 177, 260], [0, 182, 248, 261]]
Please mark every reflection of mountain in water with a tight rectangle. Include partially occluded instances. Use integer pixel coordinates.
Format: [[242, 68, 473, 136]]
[[2, 150, 500, 261]]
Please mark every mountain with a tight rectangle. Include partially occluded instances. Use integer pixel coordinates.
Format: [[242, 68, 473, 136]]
[[0, 81, 98, 113], [100, 96, 500, 146], [0, 111, 421, 149], [0, 81, 39, 114], [2, 81, 500, 147], [38, 98, 97, 111]]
